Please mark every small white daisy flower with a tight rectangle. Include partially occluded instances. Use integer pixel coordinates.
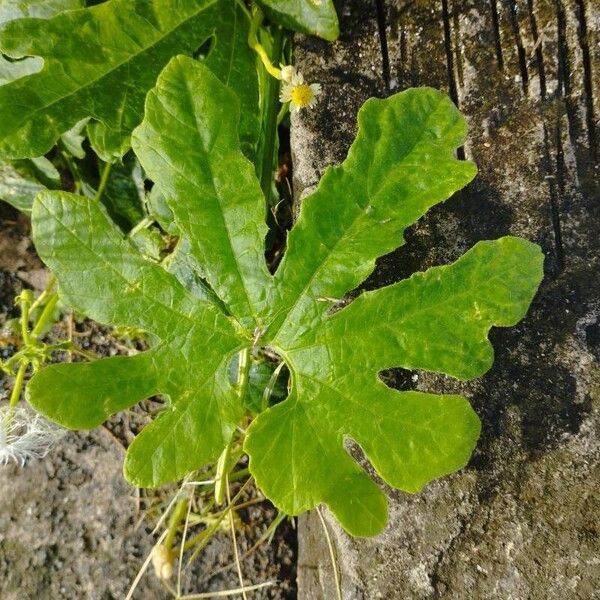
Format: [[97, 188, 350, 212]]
[[280, 69, 322, 112], [0, 405, 64, 467]]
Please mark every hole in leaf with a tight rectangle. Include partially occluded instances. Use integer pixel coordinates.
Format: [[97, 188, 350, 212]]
[[193, 36, 214, 61], [228, 351, 290, 415], [378, 367, 419, 391]]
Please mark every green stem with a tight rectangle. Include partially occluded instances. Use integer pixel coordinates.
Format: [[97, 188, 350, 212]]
[[30, 276, 56, 312], [214, 441, 232, 506], [228, 467, 250, 482], [95, 161, 113, 203], [60, 145, 83, 194], [248, 8, 281, 79], [31, 293, 59, 339], [277, 101, 290, 125], [19, 290, 32, 346], [261, 361, 285, 412], [2, 350, 25, 372], [183, 478, 253, 557], [237, 347, 251, 405], [9, 360, 28, 408], [128, 216, 154, 238], [258, 26, 285, 205], [199, 511, 285, 583], [164, 498, 189, 551], [234, 0, 250, 19]]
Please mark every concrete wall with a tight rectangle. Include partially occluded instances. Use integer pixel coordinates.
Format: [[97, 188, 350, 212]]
[[294, 1, 600, 598]]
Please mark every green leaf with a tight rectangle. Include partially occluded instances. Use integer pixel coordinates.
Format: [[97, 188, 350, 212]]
[[255, 0, 339, 41], [0, 0, 81, 85], [27, 62, 543, 536], [203, 0, 260, 158], [60, 118, 89, 159], [132, 55, 271, 325], [0, 0, 260, 160], [0, 156, 59, 211], [28, 191, 246, 486], [267, 89, 478, 346], [321, 237, 545, 381], [0, 0, 83, 23], [244, 359, 288, 415], [162, 237, 222, 306], [245, 237, 543, 535], [146, 186, 176, 234], [130, 226, 166, 262]]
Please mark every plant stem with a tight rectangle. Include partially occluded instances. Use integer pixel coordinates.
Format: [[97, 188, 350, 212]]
[[317, 506, 342, 600], [248, 8, 281, 79], [184, 478, 253, 558], [60, 145, 83, 194], [228, 467, 250, 482], [9, 360, 28, 408], [164, 498, 189, 551], [257, 26, 285, 205], [199, 510, 286, 584], [226, 473, 247, 600], [233, 0, 250, 19], [19, 290, 32, 346], [30, 276, 56, 312], [214, 440, 232, 506], [261, 361, 285, 412], [31, 293, 59, 339], [95, 161, 113, 203], [237, 347, 251, 405], [124, 528, 169, 600], [128, 215, 154, 238], [177, 490, 194, 597]]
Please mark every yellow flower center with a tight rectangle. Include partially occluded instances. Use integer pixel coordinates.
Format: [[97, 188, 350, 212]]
[[290, 84, 314, 108]]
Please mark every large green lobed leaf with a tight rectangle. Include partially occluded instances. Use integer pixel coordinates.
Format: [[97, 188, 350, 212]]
[[266, 89, 478, 345], [29, 191, 247, 485], [0, 1, 81, 93], [132, 56, 271, 325], [28, 58, 544, 536], [255, 0, 339, 41], [0, 0, 259, 160]]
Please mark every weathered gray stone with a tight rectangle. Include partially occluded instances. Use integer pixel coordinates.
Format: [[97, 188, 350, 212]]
[[0, 429, 166, 599], [295, 1, 599, 598]]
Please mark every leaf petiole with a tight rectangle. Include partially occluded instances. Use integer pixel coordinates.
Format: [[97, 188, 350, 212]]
[[8, 360, 28, 408], [164, 498, 189, 552], [29, 276, 56, 313], [236, 347, 251, 406], [248, 7, 282, 80], [261, 361, 285, 412], [31, 293, 59, 340], [17, 289, 33, 346], [94, 160, 113, 203]]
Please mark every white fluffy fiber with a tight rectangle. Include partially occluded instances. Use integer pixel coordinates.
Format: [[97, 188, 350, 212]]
[[0, 405, 64, 467]]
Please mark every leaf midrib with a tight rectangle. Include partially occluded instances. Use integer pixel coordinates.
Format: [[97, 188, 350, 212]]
[[175, 67, 264, 321], [283, 244, 523, 358]]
